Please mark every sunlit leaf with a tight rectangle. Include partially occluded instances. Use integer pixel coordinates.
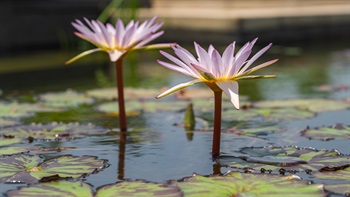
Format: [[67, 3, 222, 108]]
[[175, 172, 324, 196], [314, 167, 350, 180], [86, 87, 160, 100], [0, 102, 59, 118], [218, 146, 350, 173], [39, 89, 94, 108], [6, 180, 94, 197], [95, 101, 142, 116], [255, 108, 315, 121], [142, 101, 187, 113], [228, 125, 281, 136], [1, 123, 105, 140], [324, 184, 350, 196], [301, 124, 350, 140], [0, 147, 36, 156], [255, 99, 349, 113], [0, 154, 106, 184], [0, 138, 22, 146], [96, 181, 181, 197]]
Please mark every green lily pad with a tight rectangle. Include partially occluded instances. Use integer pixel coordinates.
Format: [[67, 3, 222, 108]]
[[39, 89, 94, 108], [0, 118, 20, 127], [0, 102, 59, 118], [324, 184, 350, 196], [255, 99, 349, 113], [0, 138, 22, 146], [175, 172, 324, 196], [0, 123, 105, 140], [6, 180, 94, 197], [218, 146, 350, 173], [313, 167, 350, 180], [95, 101, 142, 116], [0, 154, 106, 184], [96, 181, 181, 197], [142, 101, 188, 113], [0, 147, 37, 156], [301, 124, 350, 140], [227, 125, 281, 136], [86, 87, 160, 100]]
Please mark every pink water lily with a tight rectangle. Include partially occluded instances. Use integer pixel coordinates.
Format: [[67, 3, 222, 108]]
[[66, 16, 172, 64], [156, 38, 278, 109]]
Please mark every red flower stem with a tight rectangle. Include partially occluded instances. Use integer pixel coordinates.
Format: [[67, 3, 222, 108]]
[[115, 58, 127, 131], [212, 90, 222, 157]]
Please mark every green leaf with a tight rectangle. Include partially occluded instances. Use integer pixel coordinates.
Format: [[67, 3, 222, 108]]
[[0, 154, 106, 183], [183, 103, 195, 130], [142, 101, 187, 113], [313, 167, 350, 180], [1, 123, 105, 140], [324, 184, 350, 196], [6, 180, 94, 197], [301, 124, 350, 140], [218, 147, 350, 173], [0, 138, 22, 146], [86, 87, 161, 100], [95, 101, 142, 116], [0, 118, 20, 127], [0, 147, 36, 156], [175, 172, 324, 196], [0, 102, 59, 118], [39, 89, 94, 108], [96, 181, 181, 197], [255, 99, 349, 113]]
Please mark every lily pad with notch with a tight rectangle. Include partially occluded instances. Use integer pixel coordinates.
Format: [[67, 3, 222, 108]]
[[217, 146, 350, 173], [301, 123, 350, 141], [0, 154, 106, 184], [0, 122, 106, 140]]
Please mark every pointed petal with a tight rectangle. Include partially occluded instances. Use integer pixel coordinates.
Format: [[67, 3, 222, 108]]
[[157, 60, 193, 77], [65, 48, 102, 64], [237, 75, 277, 80], [156, 79, 202, 99], [222, 42, 235, 76], [107, 50, 126, 62], [241, 59, 279, 76], [211, 49, 223, 78], [216, 80, 240, 109], [238, 43, 272, 74]]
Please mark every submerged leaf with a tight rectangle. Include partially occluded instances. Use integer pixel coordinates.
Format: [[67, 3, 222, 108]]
[[6, 180, 94, 197], [1, 123, 105, 140], [301, 124, 350, 140], [255, 99, 349, 113], [218, 146, 350, 173], [39, 89, 94, 108], [175, 171, 324, 196], [96, 181, 181, 197], [0, 154, 106, 184]]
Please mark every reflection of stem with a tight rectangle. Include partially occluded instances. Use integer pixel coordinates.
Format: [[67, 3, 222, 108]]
[[212, 163, 222, 175], [116, 59, 127, 131], [212, 90, 222, 157], [118, 131, 126, 180]]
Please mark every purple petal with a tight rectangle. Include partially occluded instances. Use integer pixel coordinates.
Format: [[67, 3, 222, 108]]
[[157, 60, 193, 77], [222, 42, 235, 75], [215, 80, 240, 109], [238, 43, 272, 74]]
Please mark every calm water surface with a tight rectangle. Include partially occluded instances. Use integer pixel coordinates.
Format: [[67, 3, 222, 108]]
[[0, 42, 349, 195]]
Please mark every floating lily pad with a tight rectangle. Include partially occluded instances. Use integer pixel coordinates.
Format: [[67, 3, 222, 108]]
[[6, 180, 94, 197], [0, 147, 36, 156], [86, 87, 160, 100], [142, 101, 188, 113], [39, 89, 94, 108], [0, 118, 20, 128], [255, 99, 349, 113], [218, 146, 350, 173], [314, 167, 350, 181], [228, 125, 281, 136], [1, 123, 105, 140], [0, 102, 59, 118], [324, 184, 350, 196], [175, 172, 324, 196], [0, 138, 22, 146], [96, 181, 181, 197], [301, 124, 350, 140], [222, 107, 314, 122], [0, 154, 106, 184], [95, 101, 142, 116]]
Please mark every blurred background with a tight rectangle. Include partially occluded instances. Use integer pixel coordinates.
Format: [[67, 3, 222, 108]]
[[0, 0, 349, 94]]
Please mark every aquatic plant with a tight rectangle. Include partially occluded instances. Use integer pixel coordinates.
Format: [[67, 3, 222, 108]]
[[66, 16, 174, 131], [156, 38, 278, 156]]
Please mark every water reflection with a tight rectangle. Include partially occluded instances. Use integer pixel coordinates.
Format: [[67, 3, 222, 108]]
[[118, 131, 127, 180]]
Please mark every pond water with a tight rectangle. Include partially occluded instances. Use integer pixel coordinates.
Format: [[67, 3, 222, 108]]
[[0, 41, 349, 196]]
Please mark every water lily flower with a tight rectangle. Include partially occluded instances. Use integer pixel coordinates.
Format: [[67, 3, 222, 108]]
[[156, 38, 278, 156], [66, 16, 172, 64], [156, 38, 278, 109], [66, 17, 173, 132]]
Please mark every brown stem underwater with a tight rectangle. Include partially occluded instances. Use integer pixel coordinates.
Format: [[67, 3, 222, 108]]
[[115, 59, 127, 131]]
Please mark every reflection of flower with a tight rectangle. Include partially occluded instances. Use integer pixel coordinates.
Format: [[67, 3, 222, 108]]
[[66, 16, 172, 63], [157, 38, 278, 109]]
